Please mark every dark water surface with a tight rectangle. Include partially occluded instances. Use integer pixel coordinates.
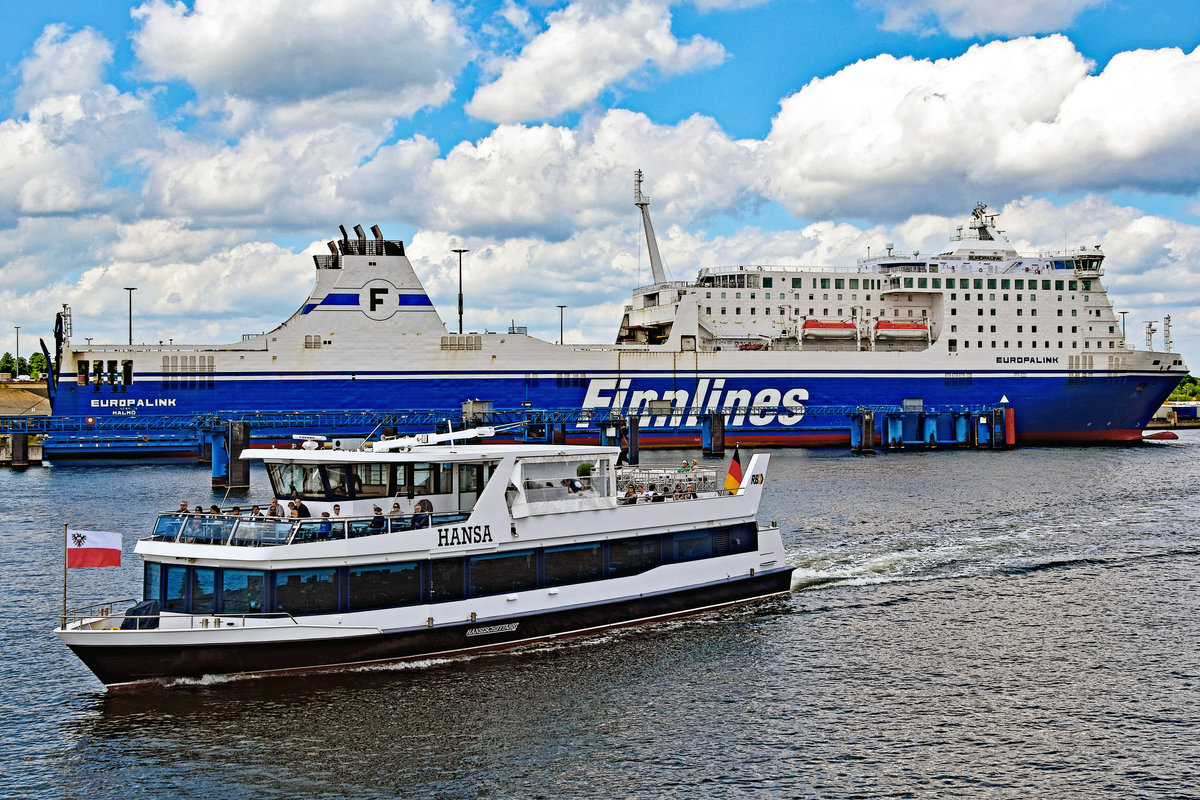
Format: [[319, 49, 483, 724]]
[[4, 435, 1200, 798]]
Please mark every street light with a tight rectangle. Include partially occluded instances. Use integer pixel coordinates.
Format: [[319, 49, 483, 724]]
[[452, 248, 469, 335], [13, 326, 18, 377], [124, 287, 137, 345], [556, 305, 567, 345]]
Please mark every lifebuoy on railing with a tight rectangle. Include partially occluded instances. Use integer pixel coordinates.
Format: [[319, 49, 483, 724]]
[[85, 416, 95, 425]]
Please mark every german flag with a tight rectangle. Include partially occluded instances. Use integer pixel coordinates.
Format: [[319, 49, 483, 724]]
[[723, 446, 743, 492]]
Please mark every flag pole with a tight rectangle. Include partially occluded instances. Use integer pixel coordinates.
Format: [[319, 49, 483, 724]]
[[62, 522, 68, 627]]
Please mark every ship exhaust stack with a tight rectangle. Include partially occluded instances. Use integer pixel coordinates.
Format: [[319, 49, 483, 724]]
[[370, 225, 385, 250], [634, 169, 668, 285], [353, 224, 367, 254]]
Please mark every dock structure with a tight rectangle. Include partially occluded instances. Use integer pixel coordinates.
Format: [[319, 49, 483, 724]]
[[0, 401, 1015, 474], [847, 403, 1016, 453]]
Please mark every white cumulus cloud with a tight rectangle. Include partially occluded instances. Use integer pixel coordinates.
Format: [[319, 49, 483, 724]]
[[131, 0, 468, 130], [862, 0, 1105, 38], [758, 36, 1200, 221], [467, 0, 725, 123]]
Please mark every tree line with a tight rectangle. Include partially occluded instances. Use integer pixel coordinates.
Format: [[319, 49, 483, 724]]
[[1, 352, 47, 379]]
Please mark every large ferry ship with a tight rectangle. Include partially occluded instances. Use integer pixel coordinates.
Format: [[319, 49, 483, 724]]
[[44, 173, 1186, 455]]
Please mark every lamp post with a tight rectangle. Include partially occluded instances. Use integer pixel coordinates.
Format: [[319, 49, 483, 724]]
[[452, 249, 469, 335], [1119, 310, 1128, 343], [556, 305, 567, 345], [13, 326, 18, 377], [123, 287, 137, 345]]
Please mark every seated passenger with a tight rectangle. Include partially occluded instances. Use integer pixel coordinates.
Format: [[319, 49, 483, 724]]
[[411, 499, 432, 528], [370, 506, 385, 530], [619, 486, 637, 505], [177, 500, 189, 513], [318, 512, 333, 536], [562, 478, 584, 494]]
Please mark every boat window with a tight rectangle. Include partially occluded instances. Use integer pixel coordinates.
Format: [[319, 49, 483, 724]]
[[430, 558, 466, 602], [607, 537, 662, 578], [143, 563, 161, 602], [667, 530, 713, 562], [192, 568, 216, 613], [164, 565, 188, 612], [275, 569, 339, 614], [458, 463, 485, 511], [221, 570, 266, 613], [293, 519, 345, 543], [727, 523, 757, 554], [77, 360, 89, 386], [545, 544, 604, 587], [267, 463, 324, 499], [152, 514, 187, 541], [230, 519, 293, 546], [352, 463, 389, 499], [348, 563, 421, 610], [325, 464, 356, 497], [468, 551, 537, 597]]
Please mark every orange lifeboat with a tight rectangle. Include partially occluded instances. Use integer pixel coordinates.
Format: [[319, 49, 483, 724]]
[[874, 319, 929, 340], [801, 319, 858, 340]]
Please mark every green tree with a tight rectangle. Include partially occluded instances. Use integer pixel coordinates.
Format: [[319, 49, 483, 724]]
[[28, 352, 47, 379], [0, 352, 12, 375], [1169, 374, 1199, 401]]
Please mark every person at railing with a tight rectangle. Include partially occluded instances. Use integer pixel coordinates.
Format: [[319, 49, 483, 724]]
[[193, 505, 205, 515], [412, 499, 432, 528], [209, 505, 220, 514], [177, 500, 189, 513], [619, 486, 637, 505], [230, 506, 242, 516], [390, 502, 402, 515], [562, 477, 584, 494], [318, 512, 332, 536], [250, 505, 263, 517], [370, 506, 386, 530], [293, 496, 312, 518], [684, 482, 697, 499], [266, 498, 284, 517], [332, 504, 341, 516]]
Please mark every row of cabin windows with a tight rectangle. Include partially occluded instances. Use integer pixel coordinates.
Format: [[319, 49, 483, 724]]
[[77, 360, 133, 387], [947, 339, 1118, 351], [706, 278, 886, 296], [143, 525, 759, 615], [898, 277, 1090, 291], [266, 460, 482, 501]]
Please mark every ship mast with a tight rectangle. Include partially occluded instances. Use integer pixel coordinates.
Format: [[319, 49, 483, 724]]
[[634, 169, 667, 285]]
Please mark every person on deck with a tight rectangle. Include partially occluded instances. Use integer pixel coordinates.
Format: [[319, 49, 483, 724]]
[[293, 496, 312, 518]]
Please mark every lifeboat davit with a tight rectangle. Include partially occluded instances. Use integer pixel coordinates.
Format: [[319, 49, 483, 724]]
[[801, 319, 858, 340], [874, 319, 929, 340]]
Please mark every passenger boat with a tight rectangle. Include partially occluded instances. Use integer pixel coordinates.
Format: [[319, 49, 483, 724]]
[[55, 429, 793, 689], [42, 172, 1187, 458]]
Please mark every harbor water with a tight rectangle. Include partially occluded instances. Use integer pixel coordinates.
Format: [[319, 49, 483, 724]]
[[4, 434, 1200, 798]]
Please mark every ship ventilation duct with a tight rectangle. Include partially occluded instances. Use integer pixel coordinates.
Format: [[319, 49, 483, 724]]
[[370, 225, 384, 246], [353, 224, 367, 254]]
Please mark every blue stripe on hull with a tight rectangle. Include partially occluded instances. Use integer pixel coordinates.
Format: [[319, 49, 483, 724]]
[[49, 371, 1176, 446]]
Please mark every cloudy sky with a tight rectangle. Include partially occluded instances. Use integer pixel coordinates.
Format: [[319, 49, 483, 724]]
[[1, 0, 1199, 364]]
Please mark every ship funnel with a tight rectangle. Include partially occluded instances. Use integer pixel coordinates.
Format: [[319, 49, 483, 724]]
[[370, 225, 384, 245], [326, 241, 338, 255], [353, 224, 367, 253]]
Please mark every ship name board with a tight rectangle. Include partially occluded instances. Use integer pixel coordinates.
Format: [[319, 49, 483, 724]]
[[90, 398, 178, 408], [438, 524, 494, 547], [580, 378, 808, 428], [995, 357, 1060, 364]]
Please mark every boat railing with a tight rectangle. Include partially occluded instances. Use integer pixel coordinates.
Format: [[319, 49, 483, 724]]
[[147, 511, 472, 547], [616, 467, 719, 498], [61, 600, 304, 631]]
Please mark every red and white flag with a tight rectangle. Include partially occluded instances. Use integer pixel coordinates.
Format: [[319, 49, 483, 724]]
[[66, 529, 122, 568]]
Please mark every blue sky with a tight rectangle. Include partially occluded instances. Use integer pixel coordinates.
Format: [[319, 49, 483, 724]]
[[1, 0, 1199, 363]]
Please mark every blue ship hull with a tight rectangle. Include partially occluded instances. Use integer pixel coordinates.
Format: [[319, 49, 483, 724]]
[[45, 367, 1177, 458]]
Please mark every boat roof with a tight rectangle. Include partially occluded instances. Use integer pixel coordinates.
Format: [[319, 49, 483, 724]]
[[240, 442, 621, 464]]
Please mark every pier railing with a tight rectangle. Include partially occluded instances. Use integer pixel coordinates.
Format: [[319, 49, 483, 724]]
[[61, 600, 302, 631]]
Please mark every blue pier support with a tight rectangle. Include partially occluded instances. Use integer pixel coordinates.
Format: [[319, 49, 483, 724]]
[[954, 412, 969, 446], [209, 431, 229, 489], [701, 411, 724, 457], [886, 414, 904, 449], [921, 414, 939, 448]]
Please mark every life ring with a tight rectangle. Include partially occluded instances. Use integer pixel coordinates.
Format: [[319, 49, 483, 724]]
[[85, 416, 95, 425]]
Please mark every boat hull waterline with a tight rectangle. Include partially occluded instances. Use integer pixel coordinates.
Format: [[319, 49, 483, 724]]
[[64, 570, 794, 689]]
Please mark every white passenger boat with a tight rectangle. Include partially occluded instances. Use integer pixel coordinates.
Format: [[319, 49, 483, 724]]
[[55, 428, 793, 689]]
